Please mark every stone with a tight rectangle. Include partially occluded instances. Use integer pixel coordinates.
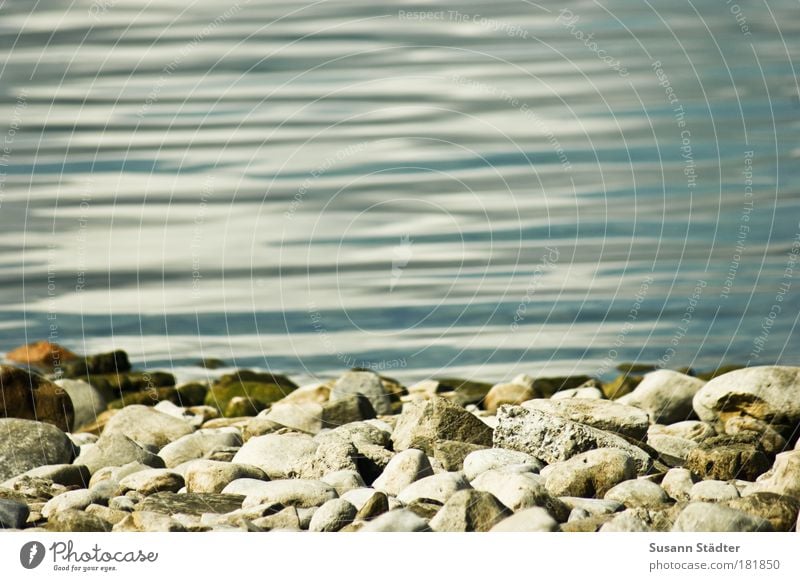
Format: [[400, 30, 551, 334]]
[[227, 479, 337, 508], [62, 350, 131, 377], [748, 450, 800, 498], [359, 509, 430, 532], [278, 383, 331, 405], [429, 489, 510, 532], [604, 479, 670, 508], [463, 448, 542, 481], [532, 375, 595, 398], [392, 397, 493, 455], [522, 398, 650, 440], [321, 470, 365, 495], [183, 460, 267, 493], [42, 489, 96, 518], [494, 406, 652, 473], [0, 366, 74, 431], [46, 509, 112, 532], [646, 434, 698, 465], [671, 502, 773, 532], [355, 491, 389, 520], [661, 468, 695, 502], [0, 498, 30, 529], [0, 419, 75, 482], [340, 488, 382, 511], [432, 440, 488, 472], [54, 379, 106, 431], [692, 366, 800, 432], [431, 377, 493, 406], [206, 370, 298, 417], [158, 428, 242, 468], [471, 471, 568, 521], [685, 439, 771, 481], [599, 510, 653, 532], [309, 498, 357, 532], [113, 511, 186, 532], [136, 491, 244, 515], [2, 464, 90, 489], [372, 449, 433, 496], [108, 496, 136, 511], [551, 386, 604, 400], [118, 469, 184, 495], [724, 416, 787, 455], [6, 340, 78, 367], [489, 507, 558, 532], [396, 472, 471, 505], [75, 433, 165, 474], [301, 437, 360, 479], [601, 374, 642, 400], [101, 405, 194, 450], [232, 433, 317, 479], [722, 492, 800, 532], [330, 371, 392, 415], [85, 504, 128, 525], [252, 506, 301, 531], [560, 514, 615, 532], [690, 480, 740, 502], [649, 421, 715, 442], [558, 497, 623, 516], [543, 448, 637, 499], [483, 383, 537, 413], [618, 370, 705, 424]]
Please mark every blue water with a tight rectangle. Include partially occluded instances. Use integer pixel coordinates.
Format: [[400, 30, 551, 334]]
[[0, 0, 797, 381]]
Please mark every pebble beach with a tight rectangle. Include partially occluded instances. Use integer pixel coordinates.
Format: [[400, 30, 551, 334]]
[[1, 340, 799, 533]]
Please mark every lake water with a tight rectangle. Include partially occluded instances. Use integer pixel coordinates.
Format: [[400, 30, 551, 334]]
[[0, 0, 798, 382]]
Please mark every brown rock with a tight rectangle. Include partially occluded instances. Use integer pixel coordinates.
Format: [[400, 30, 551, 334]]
[[6, 341, 78, 367], [685, 438, 771, 481], [483, 383, 537, 413], [0, 366, 74, 431]]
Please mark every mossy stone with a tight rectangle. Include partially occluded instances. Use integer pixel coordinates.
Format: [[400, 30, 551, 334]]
[[206, 370, 297, 417], [602, 374, 643, 400]]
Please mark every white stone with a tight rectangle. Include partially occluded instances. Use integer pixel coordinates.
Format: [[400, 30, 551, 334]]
[[372, 449, 433, 496]]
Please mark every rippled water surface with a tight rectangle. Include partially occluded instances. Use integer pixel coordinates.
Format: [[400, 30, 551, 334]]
[[0, 0, 798, 380]]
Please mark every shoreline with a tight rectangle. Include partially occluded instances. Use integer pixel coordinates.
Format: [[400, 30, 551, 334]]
[[0, 340, 798, 532]]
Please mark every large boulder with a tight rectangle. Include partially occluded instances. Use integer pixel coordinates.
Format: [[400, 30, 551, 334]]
[[391, 397, 493, 455], [618, 370, 705, 424], [522, 398, 649, 440], [0, 366, 74, 431], [0, 418, 76, 481], [692, 366, 800, 433], [494, 406, 652, 473], [100, 405, 194, 450]]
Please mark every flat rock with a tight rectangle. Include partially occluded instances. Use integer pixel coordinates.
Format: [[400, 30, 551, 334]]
[[471, 471, 568, 521], [0, 418, 76, 481], [6, 340, 78, 367], [391, 397, 493, 455], [551, 386, 603, 400], [2, 464, 89, 489], [543, 448, 638, 498], [463, 448, 542, 481], [523, 398, 649, 441], [113, 511, 186, 532], [136, 491, 244, 515], [75, 433, 165, 474], [494, 406, 652, 473], [689, 480, 738, 502], [118, 469, 185, 495], [309, 498, 357, 532], [158, 428, 242, 468], [618, 370, 705, 424], [46, 509, 112, 532], [330, 371, 391, 415], [42, 489, 96, 518], [671, 502, 773, 532], [232, 433, 317, 479], [429, 489, 510, 532], [604, 479, 669, 508], [489, 507, 558, 532], [396, 472, 471, 505], [372, 449, 433, 496], [359, 509, 430, 532], [101, 405, 194, 450], [0, 366, 74, 431], [228, 479, 337, 508], [692, 366, 800, 431]]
